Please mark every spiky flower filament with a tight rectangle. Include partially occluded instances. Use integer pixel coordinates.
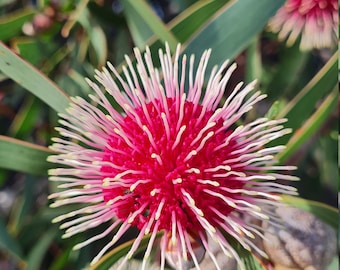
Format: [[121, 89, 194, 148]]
[[48, 44, 298, 270]]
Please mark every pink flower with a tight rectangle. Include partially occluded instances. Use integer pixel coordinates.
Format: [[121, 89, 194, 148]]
[[48, 44, 298, 270], [268, 0, 338, 50]]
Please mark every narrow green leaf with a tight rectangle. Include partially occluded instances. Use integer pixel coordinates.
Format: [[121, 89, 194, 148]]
[[245, 36, 262, 83], [240, 252, 265, 270], [25, 228, 58, 270], [0, 42, 70, 113], [0, 217, 23, 260], [120, 0, 154, 48], [183, 0, 285, 69], [266, 42, 309, 101], [49, 246, 72, 270], [168, 0, 227, 43], [278, 88, 337, 163], [265, 100, 286, 120], [8, 96, 40, 139], [8, 175, 35, 234], [120, 0, 178, 51], [0, 135, 54, 175], [115, 0, 229, 71], [226, 234, 265, 270], [0, 8, 35, 41], [90, 232, 162, 270], [77, 7, 108, 67], [277, 53, 337, 144], [282, 195, 338, 230]]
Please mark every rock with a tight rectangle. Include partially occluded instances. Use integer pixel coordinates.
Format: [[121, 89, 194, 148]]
[[262, 205, 337, 270]]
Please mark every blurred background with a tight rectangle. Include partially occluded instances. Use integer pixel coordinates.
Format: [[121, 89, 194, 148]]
[[0, 0, 337, 269]]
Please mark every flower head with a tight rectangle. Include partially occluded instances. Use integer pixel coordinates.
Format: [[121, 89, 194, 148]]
[[268, 0, 338, 50], [48, 44, 298, 270]]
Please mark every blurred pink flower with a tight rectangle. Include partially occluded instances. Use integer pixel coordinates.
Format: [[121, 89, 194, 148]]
[[269, 0, 338, 50], [48, 44, 297, 270]]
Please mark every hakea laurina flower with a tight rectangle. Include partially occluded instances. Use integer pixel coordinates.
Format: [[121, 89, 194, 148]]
[[268, 0, 337, 50], [48, 44, 298, 270]]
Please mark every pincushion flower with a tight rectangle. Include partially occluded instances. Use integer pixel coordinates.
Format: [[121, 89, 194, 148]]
[[268, 0, 337, 50], [48, 44, 298, 270]]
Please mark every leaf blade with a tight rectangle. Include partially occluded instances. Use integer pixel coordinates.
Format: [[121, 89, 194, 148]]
[[182, 0, 285, 68], [0, 217, 23, 261], [278, 87, 337, 163], [0, 42, 70, 113], [276, 53, 337, 144], [121, 0, 178, 50], [0, 135, 54, 175]]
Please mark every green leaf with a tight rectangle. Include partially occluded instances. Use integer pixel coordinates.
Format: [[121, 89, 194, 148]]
[[77, 7, 108, 67], [167, 0, 227, 43], [0, 135, 54, 175], [183, 0, 285, 69], [0, 8, 35, 41], [245, 36, 262, 83], [120, 0, 178, 51], [277, 52, 337, 144], [115, 0, 229, 71], [25, 228, 58, 270], [90, 232, 162, 270], [239, 252, 264, 270], [278, 87, 337, 163], [120, 0, 154, 48], [265, 100, 286, 120], [8, 175, 35, 234], [0, 42, 70, 113], [0, 216, 23, 261], [8, 96, 40, 139], [225, 234, 265, 270], [12, 38, 44, 66], [282, 195, 338, 230], [266, 42, 309, 101]]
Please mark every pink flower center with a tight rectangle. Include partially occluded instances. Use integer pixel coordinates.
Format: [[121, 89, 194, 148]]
[[100, 98, 244, 232]]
